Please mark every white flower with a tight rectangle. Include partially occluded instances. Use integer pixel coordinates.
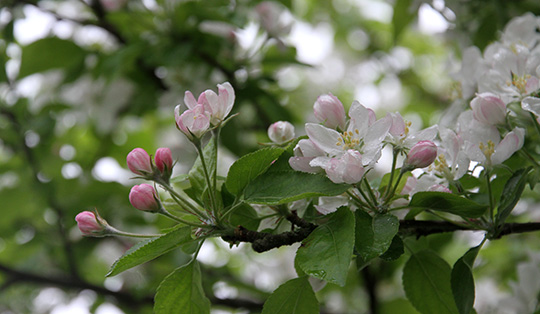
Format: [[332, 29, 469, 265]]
[[385, 112, 438, 150], [184, 82, 235, 125], [323, 150, 365, 184]]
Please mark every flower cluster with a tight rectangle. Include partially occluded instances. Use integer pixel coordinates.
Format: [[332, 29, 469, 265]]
[[76, 82, 236, 237]]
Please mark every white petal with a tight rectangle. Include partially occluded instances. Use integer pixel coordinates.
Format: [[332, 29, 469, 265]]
[[305, 123, 342, 156]]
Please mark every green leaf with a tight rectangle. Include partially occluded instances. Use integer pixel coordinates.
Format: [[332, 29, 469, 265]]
[[244, 171, 350, 205], [154, 260, 211, 314], [392, 0, 416, 42], [261, 277, 319, 314], [228, 203, 260, 231], [106, 226, 193, 277], [355, 211, 400, 264], [380, 235, 405, 262], [496, 168, 531, 225], [451, 242, 484, 314], [296, 207, 355, 286], [19, 37, 86, 78], [225, 147, 284, 195], [403, 250, 459, 314], [409, 192, 488, 218]]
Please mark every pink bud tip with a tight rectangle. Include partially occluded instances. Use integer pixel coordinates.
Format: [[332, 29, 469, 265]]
[[75, 211, 105, 236], [126, 148, 153, 175], [155, 148, 173, 173], [405, 140, 438, 169], [129, 184, 160, 212]]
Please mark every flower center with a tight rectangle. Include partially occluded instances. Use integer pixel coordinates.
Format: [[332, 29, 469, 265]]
[[508, 73, 532, 95], [479, 140, 495, 161], [336, 129, 362, 150]]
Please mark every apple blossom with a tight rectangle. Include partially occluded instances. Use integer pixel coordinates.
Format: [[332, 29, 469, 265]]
[[127, 148, 153, 175], [129, 184, 160, 212], [75, 211, 107, 236], [183, 82, 235, 125], [175, 104, 210, 140], [288, 139, 325, 173], [470, 93, 507, 125], [155, 148, 173, 174], [313, 93, 347, 130], [268, 121, 295, 144], [323, 150, 365, 184], [404, 140, 438, 169]]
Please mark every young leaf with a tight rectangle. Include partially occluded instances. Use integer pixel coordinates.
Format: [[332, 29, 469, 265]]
[[403, 250, 459, 314], [244, 171, 350, 205], [409, 192, 488, 218], [355, 211, 399, 264], [106, 226, 193, 277], [261, 277, 319, 314], [154, 260, 211, 314], [19, 37, 86, 78], [225, 147, 284, 195], [496, 168, 531, 225], [451, 242, 484, 314], [296, 207, 355, 286]]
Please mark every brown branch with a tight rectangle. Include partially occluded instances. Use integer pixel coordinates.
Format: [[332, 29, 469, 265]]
[[223, 218, 540, 253]]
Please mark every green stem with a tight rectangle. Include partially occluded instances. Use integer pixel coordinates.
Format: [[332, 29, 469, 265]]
[[347, 190, 373, 210], [363, 179, 379, 207], [357, 183, 377, 210], [159, 208, 207, 228], [160, 181, 209, 220], [107, 227, 162, 238], [385, 170, 406, 204], [212, 128, 221, 223], [195, 143, 218, 217], [220, 199, 244, 221], [383, 148, 399, 199], [485, 169, 495, 224], [425, 210, 471, 229]]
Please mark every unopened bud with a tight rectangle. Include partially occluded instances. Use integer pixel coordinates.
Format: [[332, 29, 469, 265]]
[[314, 93, 347, 130], [155, 148, 173, 174], [129, 184, 160, 212], [75, 211, 108, 237], [404, 141, 437, 170], [127, 148, 153, 175], [268, 121, 295, 144], [471, 93, 506, 125]]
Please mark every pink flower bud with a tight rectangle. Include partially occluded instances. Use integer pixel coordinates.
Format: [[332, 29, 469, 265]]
[[470, 93, 506, 125], [155, 148, 173, 174], [75, 211, 106, 236], [324, 150, 365, 184], [405, 140, 437, 169], [129, 184, 160, 212], [314, 93, 347, 130], [268, 121, 295, 144], [127, 148, 153, 175], [175, 104, 210, 140]]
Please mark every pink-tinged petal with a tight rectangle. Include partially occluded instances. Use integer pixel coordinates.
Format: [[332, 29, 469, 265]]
[[427, 184, 452, 193], [313, 93, 346, 130], [305, 123, 342, 156], [217, 82, 235, 119], [404, 125, 439, 147], [401, 176, 417, 195], [522, 96, 540, 116], [129, 184, 160, 212], [471, 93, 507, 125], [314, 196, 348, 215], [126, 148, 153, 175], [199, 90, 218, 115], [155, 148, 173, 173], [492, 127, 525, 165], [454, 152, 470, 180], [184, 91, 198, 109], [295, 139, 324, 158], [176, 104, 210, 139], [289, 156, 320, 173], [323, 150, 364, 184], [526, 76, 540, 94], [348, 101, 370, 136], [405, 140, 437, 169], [268, 121, 295, 144], [75, 211, 105, 236], [364, 114, 392, 147], [388, 112, 406, 137]]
